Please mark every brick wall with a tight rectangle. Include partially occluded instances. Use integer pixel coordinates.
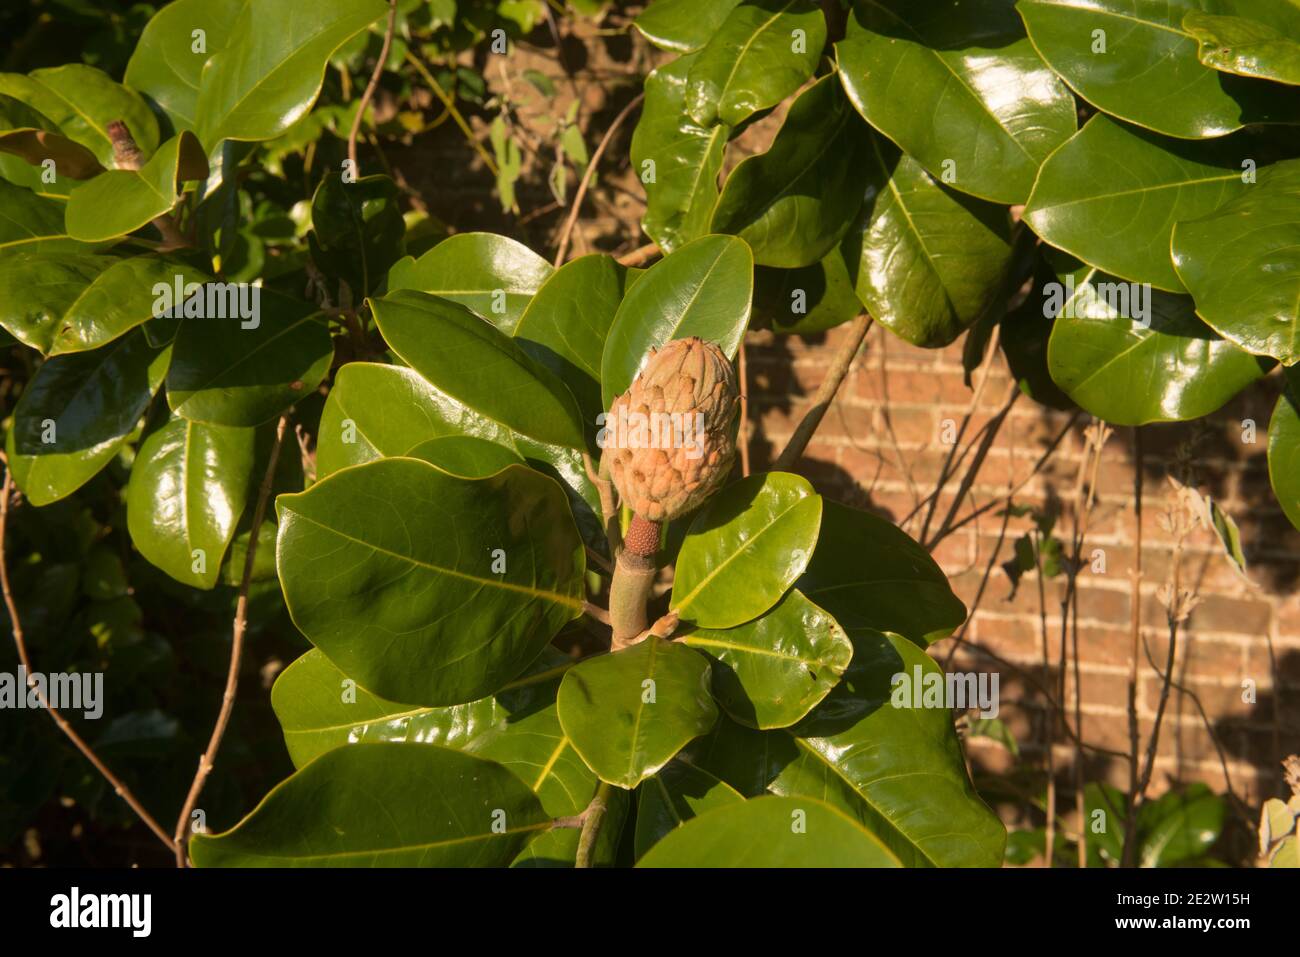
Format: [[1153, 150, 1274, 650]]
[[747, 322, 1300, 807]]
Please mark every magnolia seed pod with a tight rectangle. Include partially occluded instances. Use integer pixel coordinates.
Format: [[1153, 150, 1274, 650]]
[[601, 336, 739, 524]]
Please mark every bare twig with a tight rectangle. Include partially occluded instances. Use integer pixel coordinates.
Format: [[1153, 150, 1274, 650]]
[[935, 412, 1082, 539], [617, 242, 659, 267], [925, 383, 1020, 549], [553, 93, 644, 267], [173, 413, 291, 866], [773, 314, 873, 471], [346, 0, 398, 172], [0, 465, 176, 855], [738, 339, 751, 477], [1122, 427, 1144, 867], [1034, 527, 1056, 867], [918, 326, 1002, 544], [585, 545, 613, 575]]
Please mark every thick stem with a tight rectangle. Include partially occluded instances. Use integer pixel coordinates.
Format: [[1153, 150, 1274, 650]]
[[575, 782, 613, 868], [608, 514, 659, 651], [773, 314, 871, 471]]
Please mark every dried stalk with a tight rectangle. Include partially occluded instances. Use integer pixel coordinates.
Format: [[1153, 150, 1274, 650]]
[[172, 413, 290, 866], [346, 0, 398, 172], [0, 466, 175, 855]]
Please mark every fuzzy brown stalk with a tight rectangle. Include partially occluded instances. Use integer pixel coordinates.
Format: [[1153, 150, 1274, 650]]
[[107, 120, 187, 249]]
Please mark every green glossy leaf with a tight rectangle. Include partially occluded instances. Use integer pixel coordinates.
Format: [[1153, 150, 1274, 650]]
[[1261, 796, 1298, 848], [126, 415, 255, 589], [712, 75, 869, 268], [1025, 115, 1250, 292], [633, 0, 745, 52], [843, 136, 1014, 348], [1083, 782, 1126, 864], [754, 251, 863, 335], [1171, 158, 1300, 363], [797, 499, 966, 645], [685, 0, 826, 128], [386, 232, 554, 334], [631, 54, 728, 255], [775, 633, 1004, 866], [601, 234, 753, 408], [1185, 7, 1300, 86], [308, 172, 405, 298], [406, 436, 525, 477], [276, 458, 584, 706], [166, 289, 333, 427], [6, 331, 170, 506], [0, 65, 159, 168], [633, 759, 744, 858], [1045, 263, 1265, 425], [315, 362, 516, 479], [672, 472, 822, 629], [514, 253, 629, 429], [272, 649, 596, 816], [1018, 0, 1300, 138], [1268, 370, 1300, 531], [1270, 835, 1300, 867], [1204, 495, 1247, 580], [372, 289, 586, 450], [557, 637, 718, 789], [65, 131, 209, 243], [0, 180, 81, 257], [313, 362, 605, 553], [194, 0, 388, 149], [838, 0, 1076, 204], [125, 0, 243, 133], [189, 743, 550, 867], [686, 631, 1005, 866], [1138, 783, 1225, 867], [637, 794, 901, 866], [681, 588, 851, 729], [0, 251, 206, 355]]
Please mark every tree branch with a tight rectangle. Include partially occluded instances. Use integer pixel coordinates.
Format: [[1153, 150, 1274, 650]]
[[347, 0, 398, 173], [773, 313, 872, 472], [0, 464, 176, 855], [575, 781, 613, 868], [553, 92, 644, 267], [173, 413, 290, 866]]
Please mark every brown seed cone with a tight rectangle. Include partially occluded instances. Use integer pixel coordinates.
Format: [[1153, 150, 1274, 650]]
[[600, 337, 739, 523]]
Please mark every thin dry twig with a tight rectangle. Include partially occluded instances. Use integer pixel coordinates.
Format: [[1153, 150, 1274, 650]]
[[173, 414, 291, 866], [553, 92, 644, 267], [773, 314, 873, 471], [0, 464, 176, 854], [346, 0, 398, 172], [616, 242, 659, 267], [1122, 427, 1145, 867], [918, 326, 1002, 543], [738, 339, 751, 477]]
